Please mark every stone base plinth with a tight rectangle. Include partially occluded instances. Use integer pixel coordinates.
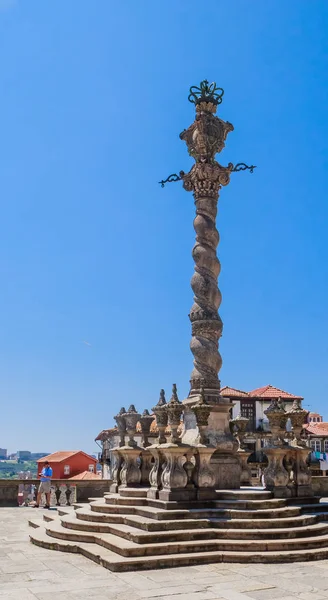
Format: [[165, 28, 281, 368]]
[[158, 488, 197, 502], [197, 488, 217, 501], [211, 454, 241, 489], [297, 485, 314, 498], [270, 485, 293, 499], [109, 483, 119, 493]]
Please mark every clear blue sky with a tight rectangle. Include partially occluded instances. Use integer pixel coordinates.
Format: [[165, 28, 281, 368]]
[[1, 0, 328, 454]]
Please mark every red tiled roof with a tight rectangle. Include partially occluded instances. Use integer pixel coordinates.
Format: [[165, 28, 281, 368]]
[[95, 428, 118, 441], [68, 470, 101, 480], [248, 385, 303, 400], [304, 423, 328, 436], [37, 451, 97, 463], [309, 412, 322, 417], [221, 386, 249, 398]]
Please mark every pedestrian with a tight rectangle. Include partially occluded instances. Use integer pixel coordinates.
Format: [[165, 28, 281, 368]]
[[34, 460, 53, 509]]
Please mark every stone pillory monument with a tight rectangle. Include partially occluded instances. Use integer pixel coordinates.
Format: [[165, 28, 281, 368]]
[[30, 82, 328, 569]]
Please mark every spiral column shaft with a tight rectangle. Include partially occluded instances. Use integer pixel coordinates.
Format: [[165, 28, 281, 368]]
[[179, 94, 234, 402]]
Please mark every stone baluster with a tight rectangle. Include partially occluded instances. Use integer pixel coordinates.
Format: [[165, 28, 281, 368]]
[[230, 414, 252, 486], [65, 485, 72, 506], [263, 399, 290, 497], [286, 399, 313, 497], [110, 407, 127, 492], [157, 385, 191, 501], [191, 388, 216, 499], [146, 390, 168, 499], [119, 405, 142, 488], [55, 485, 61, 506], [139, 409, 155, 486]]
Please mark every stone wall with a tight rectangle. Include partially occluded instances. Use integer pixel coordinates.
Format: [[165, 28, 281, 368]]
[[0, 479, 111, 506], [311, 476, 328, 496]]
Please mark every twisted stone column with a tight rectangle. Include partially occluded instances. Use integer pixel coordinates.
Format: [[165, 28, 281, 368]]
[[179, 88, 234, 400]]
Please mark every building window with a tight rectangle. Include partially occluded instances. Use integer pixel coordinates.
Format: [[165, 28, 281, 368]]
[[324, 440, 328, 453], [88, 464, 94, 473], [310, 440, 321, 453], [240, 401, 256, 431], [63, 465, 70, 475]]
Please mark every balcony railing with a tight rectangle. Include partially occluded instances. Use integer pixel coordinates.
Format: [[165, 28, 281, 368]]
[[0, 478, 111, 507]]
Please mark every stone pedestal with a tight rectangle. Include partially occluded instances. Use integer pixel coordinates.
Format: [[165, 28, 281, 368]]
[[140, 449, 153, 486], [294, 447, 313, 498], [159, 444, 193, 501], [147, 445, 165, 499], [118, 446, 142, 488], [238, 451, 252, 486], [109, 449, 123, 493], [183, 398, 240, 489], [193, 446, 217, 500], [264, 447, 291, 498]]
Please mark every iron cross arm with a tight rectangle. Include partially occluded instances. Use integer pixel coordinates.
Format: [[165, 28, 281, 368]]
[[229, 162, 257, 173]]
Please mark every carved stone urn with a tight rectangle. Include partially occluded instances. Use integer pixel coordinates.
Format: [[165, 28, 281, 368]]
[[264, 398, 288, 447], [230, 414, 252, 486], [125, 405, 141, 448], [166, 385, 184, 444], [114, 406, 127, 447], [191, 387, 211, 445], [139, 409, 154, 448], [286, 399, 308, 447], [152, 389, 168, 444]]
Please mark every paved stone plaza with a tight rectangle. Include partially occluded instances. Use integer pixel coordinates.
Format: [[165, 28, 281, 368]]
[[2, 508, 328, 600]]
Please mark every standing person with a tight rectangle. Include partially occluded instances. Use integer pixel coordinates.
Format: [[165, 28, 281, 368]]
[[34, 460, 53, 509]]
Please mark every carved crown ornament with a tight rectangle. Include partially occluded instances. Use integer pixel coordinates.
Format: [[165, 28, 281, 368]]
[[159, 79, 256, 192]]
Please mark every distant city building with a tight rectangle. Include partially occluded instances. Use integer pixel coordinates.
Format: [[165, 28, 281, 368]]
[[37, 451, 98, 479], [17, 451, 32, 461], [0, 448, 7, 459], [30, 453, 49, 460], [303, 413, 328, 454]]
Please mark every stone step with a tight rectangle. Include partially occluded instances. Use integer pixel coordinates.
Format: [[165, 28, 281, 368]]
[[301, 503, 328, 513], [105, 496, 148, 507], [76, 506, 319, 531], [215, 489, 273, 500], [213, 498, 287, 509], [44, 517, 328, 556], [60, 514, 328, 542], [90, 499, 302, 521], [30, 524, 328, 571], [119, 488, 149, 498]]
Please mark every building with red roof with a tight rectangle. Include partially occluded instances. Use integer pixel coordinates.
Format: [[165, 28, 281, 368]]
[[37, 451, 98, 480]]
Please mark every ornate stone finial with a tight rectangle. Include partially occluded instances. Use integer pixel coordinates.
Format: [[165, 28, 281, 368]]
[[169, 384, 180, 404], [191, 387, 211, 445], [158, 389, 166, 407], [152, 389, 168, 444], [114, 408, 127, 447], [139, 409, 154, 448], [286, 398, 308, 446], [167, 384, 184, 444], [229, 414, 249, 450], [264, 398, 288, 447], [124, 405, 141, 448]]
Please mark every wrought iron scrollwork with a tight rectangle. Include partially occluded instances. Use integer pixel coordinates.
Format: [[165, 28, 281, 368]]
[[188, 80, 224, 106], [230, 163, 256, 173], [159, 173, 183, 188]]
